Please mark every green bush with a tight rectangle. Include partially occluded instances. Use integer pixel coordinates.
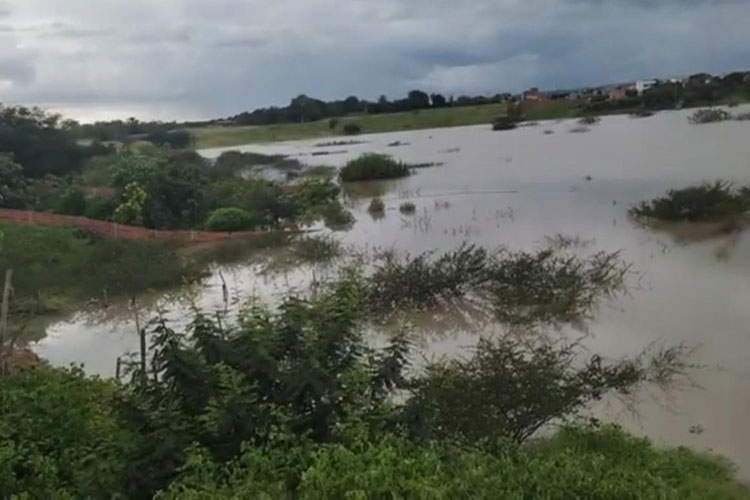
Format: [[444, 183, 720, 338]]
[[399, 201, 416, 214], [491, 116, 518, 131], [340, 153, 411, 182], [630, 181, 750, 222], [368, 197, 385, 215], [204, 207, 258, 232], [0, 366, 133, 498], [688, 108, 732, 124], [342, 122, 361, 135], [83, 195, 118, 220], [322, 201, 355, 230]]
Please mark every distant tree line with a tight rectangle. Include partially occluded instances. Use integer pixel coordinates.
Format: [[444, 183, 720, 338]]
[[227, 90, 513, 126]]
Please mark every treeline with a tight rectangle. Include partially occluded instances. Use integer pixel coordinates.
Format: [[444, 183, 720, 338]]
[[587, 70, 750, 113], [228, 90, 513, 126]]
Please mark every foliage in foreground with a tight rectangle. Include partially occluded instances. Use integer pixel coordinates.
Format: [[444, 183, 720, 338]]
[[0, 279, 716, 498], [160, 425, 747, 500], [630, 181, 750, 222], [339, 153, 411, 182]]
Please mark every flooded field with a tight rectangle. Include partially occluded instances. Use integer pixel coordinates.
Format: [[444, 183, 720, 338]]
[[34, 106, 750, 477]]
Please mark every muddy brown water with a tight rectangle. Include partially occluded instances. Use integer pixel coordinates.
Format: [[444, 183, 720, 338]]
[[35, 106, 750, 477]]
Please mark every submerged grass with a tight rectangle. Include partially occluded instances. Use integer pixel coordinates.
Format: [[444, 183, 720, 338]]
[[688, 108, 732, 124]]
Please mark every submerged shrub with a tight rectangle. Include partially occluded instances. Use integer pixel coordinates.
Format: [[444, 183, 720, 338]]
[[630, 181, 750, 222], [688, 108, 732, 124], [292, 234, 341, 263], [361, 243, 628, 327], [368, 197, 385, 215], [339, 153, 411, 182], [204, 207, 258, 231], [578, 115, 601, 125], [399, 201, 416, 214]]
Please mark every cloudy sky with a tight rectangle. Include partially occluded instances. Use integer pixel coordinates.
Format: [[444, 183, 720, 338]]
[[1, 0, 748, 122]]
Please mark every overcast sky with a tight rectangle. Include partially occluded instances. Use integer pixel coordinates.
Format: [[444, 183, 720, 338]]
[[1, 0, 748, 122]]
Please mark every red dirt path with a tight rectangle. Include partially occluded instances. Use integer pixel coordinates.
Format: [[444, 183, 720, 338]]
[[0, 208, 277, 243]]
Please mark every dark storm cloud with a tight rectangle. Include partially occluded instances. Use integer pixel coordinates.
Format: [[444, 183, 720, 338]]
[[1, 0, 748, 121]]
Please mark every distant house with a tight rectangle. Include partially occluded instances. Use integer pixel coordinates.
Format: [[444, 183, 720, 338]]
[[635, 79, 658, 95], [523, 87, 541, 101], [607, 84, 633, 101]]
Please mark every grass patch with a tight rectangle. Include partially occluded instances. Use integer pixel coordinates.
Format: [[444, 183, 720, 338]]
[[630, 181, 750, 222], [578, 114, 601, 125], [339, 153, 411, 182], [0, 223, 202, 322]]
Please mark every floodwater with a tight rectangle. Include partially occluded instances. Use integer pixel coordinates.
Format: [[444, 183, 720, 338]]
[[35, 106, 750, 477]]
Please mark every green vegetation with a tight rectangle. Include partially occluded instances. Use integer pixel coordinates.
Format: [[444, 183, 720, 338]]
[[339, 153, 411, 182], [688, 108, 732, 124], [342, 122, 361, 135], [578, 114, 601, 125], [1, 277, 742, 498], [204, 207, 258, 231], [399, 201, 417, 214], [368, 196, 385, 215], [630, 181, 750, 222], [291, 234, 342, 263], [0, 223, 201, 322], [362, 244, 627, 327], [192, 103, 508, 147]]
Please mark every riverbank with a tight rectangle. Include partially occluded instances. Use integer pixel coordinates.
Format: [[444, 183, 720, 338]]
[[191, 100, 576, 148]]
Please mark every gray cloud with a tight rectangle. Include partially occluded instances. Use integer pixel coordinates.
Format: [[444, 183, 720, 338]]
[[1, 0, 748, 121]]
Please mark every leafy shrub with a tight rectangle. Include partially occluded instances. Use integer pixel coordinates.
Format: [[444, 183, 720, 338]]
[[408, 337, 687, 444], [328, 118, 339, 130], [160, 425, 748, 499], [487, 249, 627, 326], [491, 116, 518, 131], [0, 366, 133, 498], [84, 195, 118, 220], [57, 185, 87, 215], [368, 197, 385, 215], [399, 201, 416, 214], [342, 122, 361, 135], [631, 109, 655, 118], [630, 181, 750, 222], [734, 112, 750, 121], [578, 114, 601, 125], [688, 108, 732, 124], [322, 201, 355, 230], [339, 153, 411, 182], [204, 207, 258, 232]]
